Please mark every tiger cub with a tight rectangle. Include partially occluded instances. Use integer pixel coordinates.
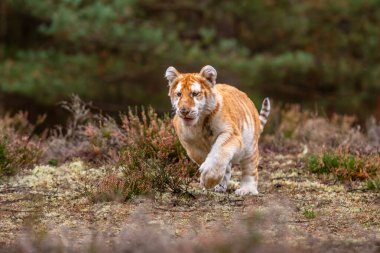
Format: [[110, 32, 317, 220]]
[[165, 65, 270, 195]]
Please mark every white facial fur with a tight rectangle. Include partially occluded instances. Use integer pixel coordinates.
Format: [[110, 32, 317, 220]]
[[171, 81, 212, 126], [175, 82, 182, 94], [170, 82, 182, 110], [191, 82, 201, 93], [190, 82, 207, 123]]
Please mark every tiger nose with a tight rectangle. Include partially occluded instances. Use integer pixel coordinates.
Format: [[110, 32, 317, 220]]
[[179, 107, 190, 116]]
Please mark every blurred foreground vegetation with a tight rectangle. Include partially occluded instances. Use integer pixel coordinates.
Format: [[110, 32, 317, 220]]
[[1, 0, 380, 119]]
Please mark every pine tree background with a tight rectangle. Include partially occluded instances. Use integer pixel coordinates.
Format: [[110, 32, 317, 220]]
[[1, 0, 380, 121]]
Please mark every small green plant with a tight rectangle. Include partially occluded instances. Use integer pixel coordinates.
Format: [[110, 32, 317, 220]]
[[366, 178, 380, 192], [322, 153, 340, 172], [303, 208, 316, 219], [47, 159, 58, 166], [308, 154, 319, 172]]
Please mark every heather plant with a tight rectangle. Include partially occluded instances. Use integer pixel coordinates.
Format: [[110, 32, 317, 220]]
[[44, 95, 123, 164], [0, 137, 41, 178], [261, 105, 380, 190], [0, 112, 43, 179], [93, 107, 197, 201], [308, 150, 380, 183]]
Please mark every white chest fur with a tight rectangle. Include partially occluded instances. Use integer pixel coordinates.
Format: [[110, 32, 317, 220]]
[[182, 120, 214, 146]]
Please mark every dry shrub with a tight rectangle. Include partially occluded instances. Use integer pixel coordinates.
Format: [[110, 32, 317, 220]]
[[92, 108, 197, 201], [93, 172, 129, 202], [0, 112, 44, 178], [262, 104, 379, 155], [44, 95, 102, 164], [44, 95, 130, 164], [278, 104, 311, 139], [295, 114, 373, 153], [366, 116, 380, 147]]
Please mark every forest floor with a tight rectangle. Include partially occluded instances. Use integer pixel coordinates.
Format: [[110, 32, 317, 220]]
[[1, 149, 379, 251]]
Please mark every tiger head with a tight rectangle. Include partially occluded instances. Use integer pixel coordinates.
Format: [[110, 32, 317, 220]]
[[165, 65, 218, 126]]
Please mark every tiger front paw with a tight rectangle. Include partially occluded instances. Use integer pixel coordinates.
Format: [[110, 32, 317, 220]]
[[199, 162, 223, 189]]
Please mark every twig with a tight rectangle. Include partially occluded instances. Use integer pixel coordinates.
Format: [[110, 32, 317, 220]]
[[0, 208, 38, 213], [0, 186, 30, 194], [153, 205, 210, 213], [271, 176, 300, 180], [346, 188, 369, 193], [288, 220, 310, 223], [0, 197, 31, 205]]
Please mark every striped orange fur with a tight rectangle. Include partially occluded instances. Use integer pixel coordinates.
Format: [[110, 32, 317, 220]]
[[165, 65, 270, 195]]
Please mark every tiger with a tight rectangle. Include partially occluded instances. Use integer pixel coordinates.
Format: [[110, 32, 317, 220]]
[[165, 65, 270, 195]]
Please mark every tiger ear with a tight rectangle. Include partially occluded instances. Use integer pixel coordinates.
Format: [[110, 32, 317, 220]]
[[165, 66, 180, 86], [199, 65, 217, 87]]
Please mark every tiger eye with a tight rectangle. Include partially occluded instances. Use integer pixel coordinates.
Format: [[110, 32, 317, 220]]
[[191, 92, 200, 97]]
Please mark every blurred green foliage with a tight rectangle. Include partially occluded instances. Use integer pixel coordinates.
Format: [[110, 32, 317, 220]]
[[1, 0, 380, 116]]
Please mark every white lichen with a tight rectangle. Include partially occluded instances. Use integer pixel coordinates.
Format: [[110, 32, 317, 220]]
[[9, 161, 109, 200]]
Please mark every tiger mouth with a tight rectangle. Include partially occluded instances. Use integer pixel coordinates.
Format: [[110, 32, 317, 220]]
[[179, 115, 197, 121], [182, 117, 196, 121]]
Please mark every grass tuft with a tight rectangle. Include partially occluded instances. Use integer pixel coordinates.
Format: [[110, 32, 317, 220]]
[[303, 208, 316, 219], [366, 178, 380, 192]]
